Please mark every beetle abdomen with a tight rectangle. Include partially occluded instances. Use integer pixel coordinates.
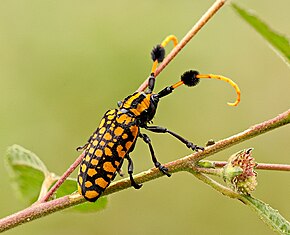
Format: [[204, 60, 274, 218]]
[[77, 109, 139, 202]]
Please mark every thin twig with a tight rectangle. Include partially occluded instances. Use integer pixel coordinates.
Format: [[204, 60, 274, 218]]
[[0, 109, 289, 232], [137, 0, 226, 92], [38, 152, 85, 203], [212, 161, 290, 171], [178, 109, 290, 165], [189, 170, 243, 199], [195, 167, 223, 176]]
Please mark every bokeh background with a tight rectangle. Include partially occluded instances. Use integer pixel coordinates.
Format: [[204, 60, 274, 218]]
[[0, 0, 289, 234]]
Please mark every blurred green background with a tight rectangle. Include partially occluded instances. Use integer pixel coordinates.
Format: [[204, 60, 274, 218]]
[[0, 0, 289, 234]]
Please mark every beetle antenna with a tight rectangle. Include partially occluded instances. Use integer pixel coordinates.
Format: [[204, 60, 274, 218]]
[[171, 70, 241, 106], [150, 35, 178, 75]]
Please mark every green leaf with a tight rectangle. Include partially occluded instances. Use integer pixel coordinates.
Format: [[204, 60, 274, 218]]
[[55, 177, 108, 213], [4, 144, 108, 212], [231, 3, 290, 65], [244, 195, 290, 234], [4, 144, 49, 205]]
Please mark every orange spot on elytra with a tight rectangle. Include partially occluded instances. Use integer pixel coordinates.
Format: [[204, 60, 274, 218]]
[[107, 115, 115, 120], [87, 168, 97, 177], [114, 161, 120, 167], [85, 181, 93, 188], [107, 174, 114, 179], [105, 147, 112, 156], [116, 145, 126, 158], [125, 141, 133, 151], [124, 116, 133, 125], [85, 190, 99, 199], [95, 178, 109, 188], [106, 110, 115, 115], [99, 127, 106, 134], [100, 141, 106, 146], [116, 114, 127, 124], [103, 161, 116, 173], [91, 158, 99, 165], [104, 132, 112, 141], [99, 118, 105, 128], [81, 164, 87, 172], [130, 125, 138, 135], [107, 142, 114, 147], [95, 149, 103, 157], [114, 127, 124, 136]]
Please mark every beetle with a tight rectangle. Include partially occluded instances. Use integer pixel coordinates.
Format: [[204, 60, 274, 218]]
[[77, 35, 240, 202]]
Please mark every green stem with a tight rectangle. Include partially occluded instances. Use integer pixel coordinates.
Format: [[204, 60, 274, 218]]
[[188, 169, 243, 200], [212, 161, 290, 171], [195, 167, 223, 176]]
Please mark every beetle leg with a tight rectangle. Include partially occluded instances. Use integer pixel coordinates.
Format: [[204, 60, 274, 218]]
[[145, 125, 204, 151], [125, 155, 142, 189], [139, 133, 171, 177], [76, 143, 89, 152], [76, 133, 95, 151]]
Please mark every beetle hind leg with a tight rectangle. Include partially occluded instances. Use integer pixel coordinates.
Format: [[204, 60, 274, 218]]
[[139, 133, 171, 177], [125, 155, 142, 189]]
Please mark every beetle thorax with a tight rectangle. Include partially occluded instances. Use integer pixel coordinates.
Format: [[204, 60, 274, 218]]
[[120, 92, 159, 124]]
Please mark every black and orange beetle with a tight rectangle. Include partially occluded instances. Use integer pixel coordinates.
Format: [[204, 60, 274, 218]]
[[77, 35, 240, 202]]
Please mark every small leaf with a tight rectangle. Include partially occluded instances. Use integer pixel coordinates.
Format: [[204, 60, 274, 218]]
[[4, 145, 49, 204], [4, 144, 108, 212], [244, 195, 290, 234], [56, 177, 108, 213], [231, 3, 290, 65]]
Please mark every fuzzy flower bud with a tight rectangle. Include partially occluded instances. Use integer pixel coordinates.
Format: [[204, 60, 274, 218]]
[[223, 148, 257, 195]]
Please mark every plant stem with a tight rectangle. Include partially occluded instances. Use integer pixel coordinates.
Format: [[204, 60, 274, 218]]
[[38, 152, 85, 203], [137, 0, 227, 92], [213, 161, 290, 171], [195, 167, 223, 176], [189, 170, 243, 200], [178, 109, 290, 165], [0, 109, 289, 233]]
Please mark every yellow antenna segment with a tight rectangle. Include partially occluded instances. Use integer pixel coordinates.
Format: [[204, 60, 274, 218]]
[[196, 74, 241, 106]]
